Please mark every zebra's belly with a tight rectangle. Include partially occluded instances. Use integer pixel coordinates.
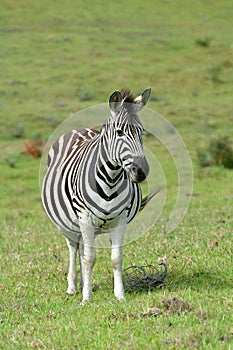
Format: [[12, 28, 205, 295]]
[[42, 176, 138, 240], [42, 190, 141, 243], [80, 206, 129, 229]]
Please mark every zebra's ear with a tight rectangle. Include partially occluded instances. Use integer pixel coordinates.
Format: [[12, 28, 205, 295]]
[[109, 91, 123, 113], [134, 88, 151, 110]]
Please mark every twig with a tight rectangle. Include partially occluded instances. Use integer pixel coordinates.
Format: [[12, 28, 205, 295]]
[[123, 262, 167, 292]]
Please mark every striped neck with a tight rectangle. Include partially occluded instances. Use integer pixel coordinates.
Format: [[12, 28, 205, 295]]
[[94, 133, 124, 188]]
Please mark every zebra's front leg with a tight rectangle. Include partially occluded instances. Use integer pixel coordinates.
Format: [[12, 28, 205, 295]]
[[110, 228, 126, 301], [66, 238, 78, 295], [79, 220, 96, 305], [78, 238, 84, 291]]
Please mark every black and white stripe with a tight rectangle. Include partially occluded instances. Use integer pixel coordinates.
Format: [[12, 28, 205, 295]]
[[42, 107, 147, 238], [41, 88, 152, 303]]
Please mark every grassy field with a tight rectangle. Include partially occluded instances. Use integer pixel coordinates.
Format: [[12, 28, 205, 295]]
[[0, 0, 232, 349]]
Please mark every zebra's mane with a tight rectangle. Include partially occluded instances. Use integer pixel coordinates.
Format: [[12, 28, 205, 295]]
[[105, 89, 142, 128], [120, 89, 135, 103], [120, 89, 142, 126]]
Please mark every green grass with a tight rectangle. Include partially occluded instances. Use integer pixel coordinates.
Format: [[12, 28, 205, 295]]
[[0, 0, 232, 349]]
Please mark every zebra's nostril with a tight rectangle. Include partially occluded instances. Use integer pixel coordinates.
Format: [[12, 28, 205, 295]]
[[131, 166, 136, 172]]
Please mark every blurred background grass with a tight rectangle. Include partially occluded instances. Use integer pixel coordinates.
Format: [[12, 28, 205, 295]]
[[0, 1, 232, 349], [1, 0, 232, 142]]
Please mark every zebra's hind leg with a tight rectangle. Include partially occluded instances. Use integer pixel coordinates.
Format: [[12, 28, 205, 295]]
[[66, 238, 78, 295]]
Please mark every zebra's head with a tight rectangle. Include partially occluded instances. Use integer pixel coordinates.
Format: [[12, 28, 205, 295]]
[[102, 88, 151, 183]]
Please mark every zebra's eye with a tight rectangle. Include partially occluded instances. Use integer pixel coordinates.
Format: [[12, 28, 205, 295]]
[[116, 129, 124, 137]]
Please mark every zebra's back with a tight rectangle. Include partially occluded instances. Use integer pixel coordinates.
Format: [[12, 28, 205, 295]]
[[42, 128, 99, 241]]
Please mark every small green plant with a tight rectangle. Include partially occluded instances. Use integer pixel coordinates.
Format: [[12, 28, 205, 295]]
[[197, 135, 233, 168], [195, 37, 211, 47], [10, 125, 24, 138], [207, 65, 223, 84], [77, 86, 93, 101], [30, 131, 43, 142], [5, 155, 16, 168], [209, 136, 233, 168], [197, 148, 212, 167]]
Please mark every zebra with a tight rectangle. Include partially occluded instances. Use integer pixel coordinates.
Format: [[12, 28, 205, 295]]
[[42, 88, 153, 304]]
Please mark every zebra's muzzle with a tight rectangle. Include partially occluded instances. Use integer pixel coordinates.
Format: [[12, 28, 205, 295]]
[[130, 156, 149, 183]]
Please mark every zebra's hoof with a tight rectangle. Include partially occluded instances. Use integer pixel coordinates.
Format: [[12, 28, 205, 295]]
[[80, 299, 90, 306], [116, 295, 126, 302], [66, 288, 77, 295]]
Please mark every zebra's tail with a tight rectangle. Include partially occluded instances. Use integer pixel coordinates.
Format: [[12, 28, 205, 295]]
[[140, 189, 160, 212]]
